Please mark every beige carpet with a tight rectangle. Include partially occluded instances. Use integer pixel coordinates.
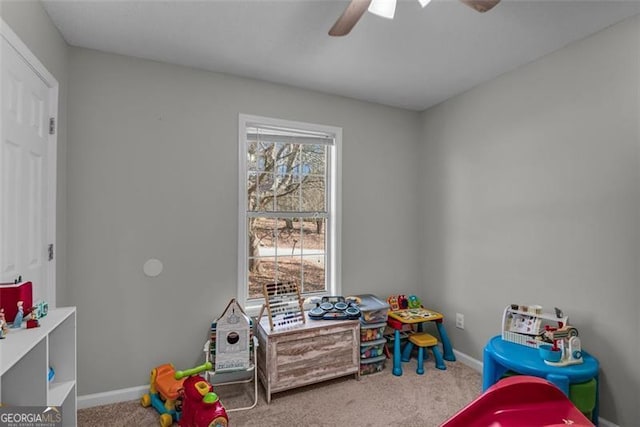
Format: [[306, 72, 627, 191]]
[[78, 359, 482, 427]]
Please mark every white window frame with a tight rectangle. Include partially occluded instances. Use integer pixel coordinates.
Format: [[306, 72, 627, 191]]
[[238, 114, 342, 315]]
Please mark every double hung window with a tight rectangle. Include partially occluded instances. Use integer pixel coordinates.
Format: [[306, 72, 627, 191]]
[[238, 114, 341, 310]]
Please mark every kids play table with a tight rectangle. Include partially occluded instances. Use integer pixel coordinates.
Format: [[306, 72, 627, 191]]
[[483, 335, 600, 424], [387, 308, 456, 376]]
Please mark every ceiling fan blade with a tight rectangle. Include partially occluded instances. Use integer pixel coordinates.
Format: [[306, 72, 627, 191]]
[[329, 0, 372, 37], [459, 0, 501, 13]]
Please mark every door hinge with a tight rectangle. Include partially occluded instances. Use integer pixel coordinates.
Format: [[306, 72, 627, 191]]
[[49, 117, 56, 135], [48, 244, 54, 261]]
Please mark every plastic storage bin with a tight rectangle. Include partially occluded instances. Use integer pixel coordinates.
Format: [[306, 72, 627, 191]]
[[360, 322, 386, 342], [360, 355, 386, 375], [355, 294, 390, 324], [360, 338, 386, 359]]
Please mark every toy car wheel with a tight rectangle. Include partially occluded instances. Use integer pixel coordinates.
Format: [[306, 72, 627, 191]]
[[572, 350, 583, 359], [160, 413, 173, 427], [140, 393, 151, 407], [209, 416, 228, 427]]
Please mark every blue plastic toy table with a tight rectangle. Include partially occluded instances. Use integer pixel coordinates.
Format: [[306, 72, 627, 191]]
[[483, 335, 600, 424]]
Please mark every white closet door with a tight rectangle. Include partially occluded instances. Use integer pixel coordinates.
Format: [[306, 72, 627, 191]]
[[0, 36, 50, 301]]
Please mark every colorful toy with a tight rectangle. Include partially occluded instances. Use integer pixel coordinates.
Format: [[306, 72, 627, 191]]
[[26, 300, 49, 329], [141, 363, 186, 427], [386, 295, 399, 311], [214, 298, 252, 372], [176, 364, 228, 427], [539, 328, 583, 367], [11, 301, 24, 328], [401, 332, 446, 374], [442, 375, 593, 427], [407, 295, 421, 309], [503, 304, 567, 346], [141, 362, 228, 427], [0, 308, 7, 338], [388, 294, 421, 311], [502, 304, 584, 366]]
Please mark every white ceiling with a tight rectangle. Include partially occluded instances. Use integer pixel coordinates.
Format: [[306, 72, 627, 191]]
[[42, 0, 640, 111]]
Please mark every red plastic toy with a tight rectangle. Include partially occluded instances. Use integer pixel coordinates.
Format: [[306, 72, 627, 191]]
[[176, 364, 228, 427], [142, 362, 228, 427], [441, 376, 593, 427]]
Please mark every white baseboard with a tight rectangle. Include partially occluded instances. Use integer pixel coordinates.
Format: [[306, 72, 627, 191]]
[[452, 348, 483, 373], [77, 385, 147, 409], [450, 347, 617, 427]]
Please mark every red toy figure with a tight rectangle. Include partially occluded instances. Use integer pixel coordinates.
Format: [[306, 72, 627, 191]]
[[175, 363, 228, 427]]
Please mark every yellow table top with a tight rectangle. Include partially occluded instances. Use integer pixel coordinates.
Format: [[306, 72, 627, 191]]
[[387, 308, 443, 324]]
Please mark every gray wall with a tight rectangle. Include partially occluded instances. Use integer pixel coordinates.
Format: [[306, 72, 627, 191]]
[[67, 48, 422, 395], [419, 15, 639, 426], [0, 0, 69, 305]]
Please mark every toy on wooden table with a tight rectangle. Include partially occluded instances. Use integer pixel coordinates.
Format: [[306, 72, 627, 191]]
[[407, 295, 421, 309], [141, 362, 228, 427], [388, 294, 422, 310]]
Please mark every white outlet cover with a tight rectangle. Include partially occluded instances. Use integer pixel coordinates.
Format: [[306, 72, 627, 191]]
[[143, 258, 163, 277]]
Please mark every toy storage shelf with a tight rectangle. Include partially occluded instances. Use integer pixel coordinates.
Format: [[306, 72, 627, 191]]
[[0, 307, 77, 426]]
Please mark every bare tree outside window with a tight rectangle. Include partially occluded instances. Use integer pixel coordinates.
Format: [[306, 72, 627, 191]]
[[245, 133, 329, 299]]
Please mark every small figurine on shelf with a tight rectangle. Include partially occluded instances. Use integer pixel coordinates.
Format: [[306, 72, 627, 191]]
[[0, 308, 8, 338], [11, 301, 24, 329], [26, 300, 48, 329]]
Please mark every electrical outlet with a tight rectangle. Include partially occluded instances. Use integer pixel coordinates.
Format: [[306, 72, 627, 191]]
[[456, 313, 464, 329]]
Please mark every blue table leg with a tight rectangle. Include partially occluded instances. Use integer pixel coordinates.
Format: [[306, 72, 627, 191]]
[[482, 346, 497, 392], [392, 329, 403, 376], [435, 321, 456, 362]]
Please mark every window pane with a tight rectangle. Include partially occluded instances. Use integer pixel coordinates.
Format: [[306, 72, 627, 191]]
[[256, 172, 274, 212], [275, 143, 300, 173], [248, 256, 276, 300], [301, 176, 325, 211], [248, 217, 275, 258], [247, 172, 257, 210], [275, 219, 301, 257], [246, 217, 327, 299], [302, 144, 326, 175], [301, 254, 326, 294], [299, 218, 326, 294], [276, 256, 303, 287], [275, 177, 300, 211]]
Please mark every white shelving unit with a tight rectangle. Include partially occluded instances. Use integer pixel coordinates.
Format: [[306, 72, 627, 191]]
[[0, 307, 77, 426]]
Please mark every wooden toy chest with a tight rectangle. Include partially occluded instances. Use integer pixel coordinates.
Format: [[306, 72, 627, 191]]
[[256, 312, 360, 403]]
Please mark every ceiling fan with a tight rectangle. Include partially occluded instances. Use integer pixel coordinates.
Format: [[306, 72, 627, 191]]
[[329, 0, 501, 36]]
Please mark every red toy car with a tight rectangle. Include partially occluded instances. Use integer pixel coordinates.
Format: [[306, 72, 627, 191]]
[[177, 365, 228, 427]]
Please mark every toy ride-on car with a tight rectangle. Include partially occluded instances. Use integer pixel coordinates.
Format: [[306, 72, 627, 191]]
[[141, 362, 228, 427]]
